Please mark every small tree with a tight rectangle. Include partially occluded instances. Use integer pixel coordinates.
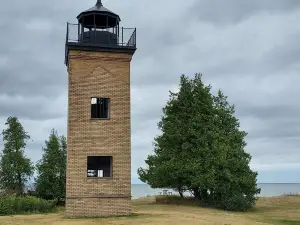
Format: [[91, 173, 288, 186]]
[[35, 129, 67, 201], [0, 116, 34, 195]]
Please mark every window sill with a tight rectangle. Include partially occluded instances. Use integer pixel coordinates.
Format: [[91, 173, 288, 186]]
[[87, 177, 113, 180], [90, 118, 110, 121]]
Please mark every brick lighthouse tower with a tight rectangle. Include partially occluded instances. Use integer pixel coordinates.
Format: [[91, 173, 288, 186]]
[[64, 0, 136, 218]]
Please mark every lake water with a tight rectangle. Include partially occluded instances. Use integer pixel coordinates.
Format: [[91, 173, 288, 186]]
[[131, 183, 300, 199]]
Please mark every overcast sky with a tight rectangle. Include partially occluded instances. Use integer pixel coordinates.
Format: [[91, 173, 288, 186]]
[[0, 0, 300, 184]]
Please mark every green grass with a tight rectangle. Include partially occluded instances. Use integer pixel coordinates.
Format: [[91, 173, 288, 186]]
[[278, 220, 300, 225], [0, 196, 299, 224]]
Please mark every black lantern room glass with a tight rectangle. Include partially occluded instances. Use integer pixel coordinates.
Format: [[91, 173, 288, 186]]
[[76, 0, 121, 45], [77, 0, 120, 29]]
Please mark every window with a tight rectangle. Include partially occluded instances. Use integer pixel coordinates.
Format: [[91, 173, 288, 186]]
[[91, 98, 110, 119], [87, 156, 112, 178]]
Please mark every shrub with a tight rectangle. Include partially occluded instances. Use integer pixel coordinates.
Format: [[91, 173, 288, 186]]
[[217, 193, 256, 212], [155, 195, 198, 205], [0, 195, 57, 215]]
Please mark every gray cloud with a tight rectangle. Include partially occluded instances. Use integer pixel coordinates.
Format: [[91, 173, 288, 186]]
[[207, 33, 300, 77], [0, 93, 67, 120], [242, 106, 299, 120], [0, 0, 299, 183], [189, 0, 300, 25]]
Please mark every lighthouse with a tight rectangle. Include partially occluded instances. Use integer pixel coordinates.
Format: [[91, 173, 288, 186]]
[[64, 0, 136, 217]]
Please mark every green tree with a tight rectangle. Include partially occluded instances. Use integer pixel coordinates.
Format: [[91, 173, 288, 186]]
[[208, 90, 260, 210], [0, 116, 34, 195], [138, 74, 209, 197], [138, 73, 260, 211], [35, 129, 67, 201]]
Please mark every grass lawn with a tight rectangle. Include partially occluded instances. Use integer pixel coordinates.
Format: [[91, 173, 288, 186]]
[[0, 196, 299, 225]]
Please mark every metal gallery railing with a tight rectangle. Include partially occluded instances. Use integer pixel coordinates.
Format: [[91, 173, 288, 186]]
[[65, 23, 136, 65], [66, 23, 136, 47]]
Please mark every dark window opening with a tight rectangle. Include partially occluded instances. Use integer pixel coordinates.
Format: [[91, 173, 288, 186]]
[[91, 98, 110, 119], [87, 156, 112, 178]]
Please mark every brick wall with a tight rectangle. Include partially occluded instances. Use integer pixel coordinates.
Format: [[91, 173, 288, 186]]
[[66, 50, 133, 218]]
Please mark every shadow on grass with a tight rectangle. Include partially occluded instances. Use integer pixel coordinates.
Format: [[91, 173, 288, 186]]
[[154, 195, 260, 213]]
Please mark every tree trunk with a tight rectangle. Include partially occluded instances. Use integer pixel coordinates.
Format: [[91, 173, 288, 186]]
[[193, 188, 201, 201], [17, 173, 23, 196], [177, 185, 184, 198], [200, 189, 208, 203], [179, 190, 184, 198]]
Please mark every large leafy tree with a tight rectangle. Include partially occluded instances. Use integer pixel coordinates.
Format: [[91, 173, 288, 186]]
[[138, 73, 260, 211], [138, 74, 196, 196], [35, 129, 67, 201], [208, 90, 260, 209], [0, 116, 34, 195]]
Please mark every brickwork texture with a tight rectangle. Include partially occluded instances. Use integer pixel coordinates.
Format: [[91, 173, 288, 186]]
[[66, 50, 133, 218]]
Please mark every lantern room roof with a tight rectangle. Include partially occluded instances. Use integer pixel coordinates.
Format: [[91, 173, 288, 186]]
[[77, 0, 121, 24]]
